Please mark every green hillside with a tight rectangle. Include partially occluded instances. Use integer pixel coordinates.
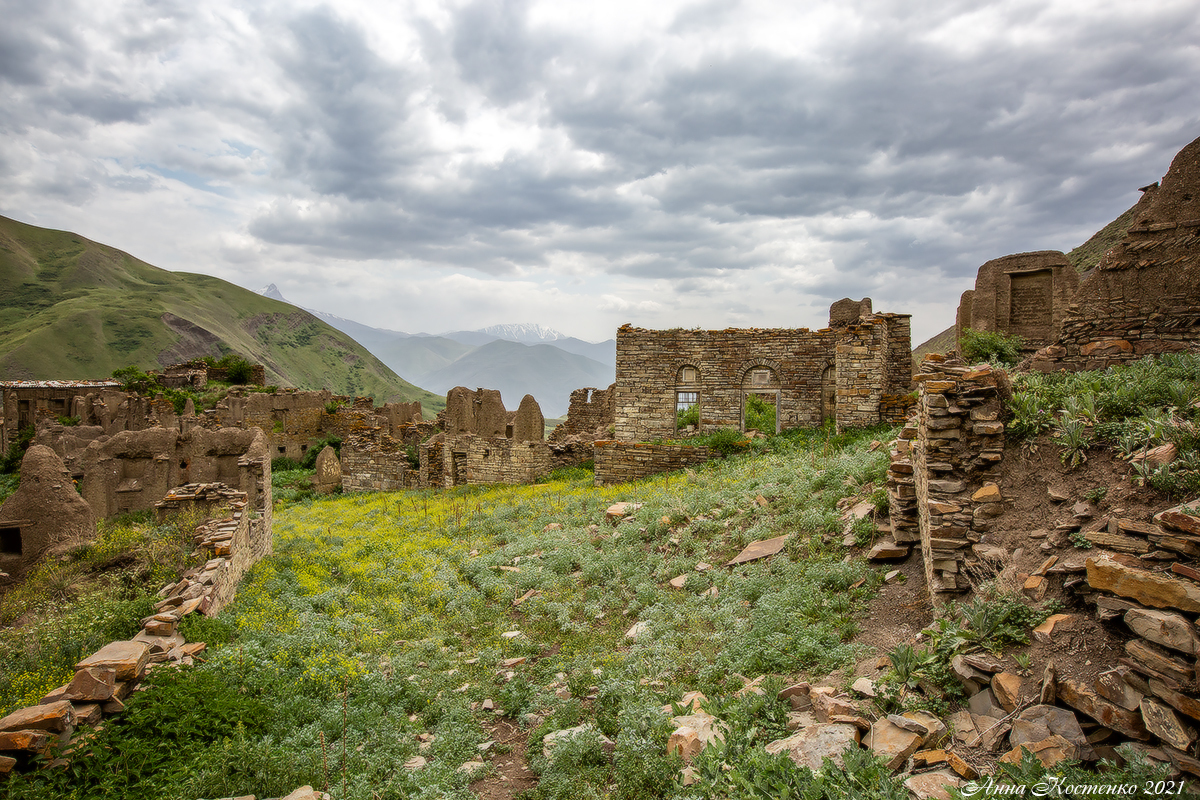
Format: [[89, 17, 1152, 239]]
[[1067, 202, 1137, 274], [0, 215, 443, 410]]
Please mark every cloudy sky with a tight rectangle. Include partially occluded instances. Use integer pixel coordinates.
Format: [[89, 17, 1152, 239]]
[[3, 0, 1198, 345]]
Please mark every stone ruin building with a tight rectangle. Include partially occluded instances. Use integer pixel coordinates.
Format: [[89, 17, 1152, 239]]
[[341, 387, 593, 491], [955, 251, 1080, 353], [955, 134, 1200, 371], [548, 385, 616, 443], [611, 299, 913, 442]]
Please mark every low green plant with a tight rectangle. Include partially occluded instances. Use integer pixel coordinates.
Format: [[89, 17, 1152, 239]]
[[1082, 486, 1108, 505], [1053, 415, 1091, 468], [1069, 530, 1094, 549], [744, 394, 776, 435], [960, 328, 1024, 367], [1, 425, 35, 474]]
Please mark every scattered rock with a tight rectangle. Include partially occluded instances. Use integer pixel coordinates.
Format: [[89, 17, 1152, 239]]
[[542, 724, 613, 760], [765, 723, 860, 771], [867, 541, 910, 561], [866, 717, 925, 770], [1124, 608, 1200, 655], [726, 534, 791, 566], [999, 735, 1076, 768], [972, 484, 1002, 503], [1086, 556, 1200, 613], [625, 621, 649, 640], [605, 502, 642, 524], [667, 712, 726, 762], [1141, 698, 1197, 751], [991, 672, 1023, 712], [904, 769, 961, 800], [1033, 614, 1072, 643], [851, 677, 877, 697], [0, 700, 76, 734]]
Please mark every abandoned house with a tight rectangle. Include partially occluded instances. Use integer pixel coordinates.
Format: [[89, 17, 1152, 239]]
[[955, 250, 1080, 352], [611, 299, 913, 442]]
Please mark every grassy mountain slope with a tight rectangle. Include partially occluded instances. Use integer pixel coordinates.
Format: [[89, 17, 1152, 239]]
[[1067, 203, 1137, 274], [0, 215, 443, 409], [420, 338, 614, 417]]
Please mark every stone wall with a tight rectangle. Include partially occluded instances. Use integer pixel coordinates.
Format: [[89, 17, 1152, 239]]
[[549, 385, 616, 442], [1027, 135, 1200, 372], [612, 306, 912, 441], [0, 483, 272, 775], [886, 354, 1007, 608], [955, 251, 1080, 352], [341, 427, 419, 492], [593, 441, 715, 486]]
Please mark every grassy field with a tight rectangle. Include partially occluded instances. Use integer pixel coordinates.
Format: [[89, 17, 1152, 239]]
[[1, 425, 908, 800]]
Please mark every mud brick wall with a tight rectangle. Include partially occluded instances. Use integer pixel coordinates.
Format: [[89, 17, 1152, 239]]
[[613, 314, 911, 441], [956, 251, 1080, 352], [76, 427, 271, 522], [549, 385, 616, 442], [887, 355, 1007, 609], [593, 441, 715, 486]]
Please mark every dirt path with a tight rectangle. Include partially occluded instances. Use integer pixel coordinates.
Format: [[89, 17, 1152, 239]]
[[470, 720, 537, 800]]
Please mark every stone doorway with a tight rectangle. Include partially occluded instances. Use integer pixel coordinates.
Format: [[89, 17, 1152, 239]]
[[741, 366, 781, 434], [821, 364, 836, 423]]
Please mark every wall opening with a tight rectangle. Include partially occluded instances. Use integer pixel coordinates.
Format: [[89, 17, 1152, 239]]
[[821, 364, 836, 423], [741, 366, 780, 434], [1, 526, 22, 555], [676, 365, 701, 432]]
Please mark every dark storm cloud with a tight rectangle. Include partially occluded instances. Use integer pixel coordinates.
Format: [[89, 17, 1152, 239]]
[[3, 0, 1200, 338]]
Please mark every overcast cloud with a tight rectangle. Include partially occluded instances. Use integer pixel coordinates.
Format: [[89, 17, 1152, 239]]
[[2, 0, 1198, 345]]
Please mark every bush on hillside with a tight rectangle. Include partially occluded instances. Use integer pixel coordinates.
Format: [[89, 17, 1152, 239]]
[[960, 328, 1024, 367]]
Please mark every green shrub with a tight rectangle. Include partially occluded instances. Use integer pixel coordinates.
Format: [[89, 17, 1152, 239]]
[[676, 404, 700, 429], [300, 435, 342, 470], [1, 425, 35, 473], [744, 394, 776, 434], [960, 328, 1024, 367]]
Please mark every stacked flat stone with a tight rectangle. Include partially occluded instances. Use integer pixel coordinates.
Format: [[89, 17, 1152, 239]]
[[0, 484, 272, 775], [1054, 500, 1200, 774], [887, 354, 1006, 601]]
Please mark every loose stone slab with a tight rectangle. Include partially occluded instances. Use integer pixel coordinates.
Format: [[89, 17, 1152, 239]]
[[725, 534, 790, 566], [866, 717, 925, 770], [1124, 608, 1200, 654], [765, 723, 859, 771], [1086, 556, 1200, 613], [1141, 698, 1197, 751], [76, 640, 150, 681], [904, 769, 961, 800], [0, 701, 75, 734]]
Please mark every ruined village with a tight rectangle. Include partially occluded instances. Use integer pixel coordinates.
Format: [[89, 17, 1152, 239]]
[[2, 131, 1200, 798]]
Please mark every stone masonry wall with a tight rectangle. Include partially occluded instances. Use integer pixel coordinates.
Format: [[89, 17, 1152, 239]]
[[613, 312, 911, 441], [887, 354, 1007, 609], [593, 441, 715, 486], [549, 385, 616, 442]]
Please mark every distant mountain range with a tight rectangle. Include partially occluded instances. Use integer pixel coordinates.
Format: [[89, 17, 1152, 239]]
[[0, 215, 442, 409], [257, 285, 616, 417]]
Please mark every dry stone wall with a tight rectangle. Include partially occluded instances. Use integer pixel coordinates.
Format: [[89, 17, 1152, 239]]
[[549, 385, 615, 442], [886, 354, 1008, 607], [593, 441, 715, 486]]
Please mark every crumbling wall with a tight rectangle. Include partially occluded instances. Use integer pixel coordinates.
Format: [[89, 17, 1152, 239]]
[[955, 251, 1080, 351], [0, 446, 97, 577], [1028, 135, 1200, 371], [1, 382, 122, 452], [76, 427, 271, 524], [593, 441, 715, 486], [613, 306, 912, 441], [341, 428, 418, 492], [549, 385, 616, 442], [886, 355, 1007, 608]]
